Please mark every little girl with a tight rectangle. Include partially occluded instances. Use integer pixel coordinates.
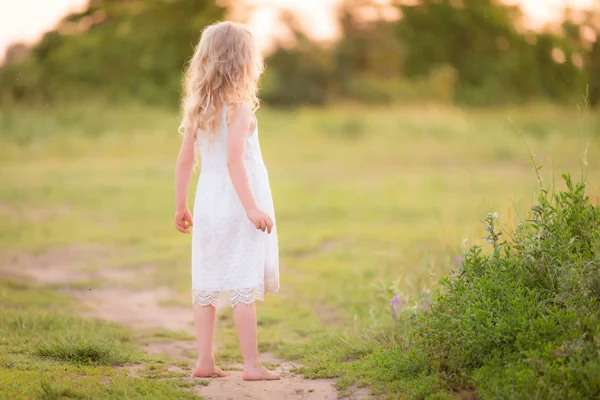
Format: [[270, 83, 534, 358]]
[[173, 21, 280, 381]]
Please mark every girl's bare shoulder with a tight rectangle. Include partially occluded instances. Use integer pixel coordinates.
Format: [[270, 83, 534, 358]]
[[226, 102, 255, 132]]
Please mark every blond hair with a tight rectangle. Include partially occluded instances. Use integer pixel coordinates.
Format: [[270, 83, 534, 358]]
[[179, 21, 263, 142]]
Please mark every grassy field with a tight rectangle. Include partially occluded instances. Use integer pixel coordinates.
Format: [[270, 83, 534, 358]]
[[1, 101, 598, 399]]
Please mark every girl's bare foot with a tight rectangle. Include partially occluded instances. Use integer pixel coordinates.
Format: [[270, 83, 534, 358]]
[[193, 360, 227, 378], [242, 363, 280, 381]]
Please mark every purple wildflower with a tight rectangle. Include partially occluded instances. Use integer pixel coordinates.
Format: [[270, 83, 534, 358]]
[[391, 295, 400, 319], [454, 256, 465, 268]]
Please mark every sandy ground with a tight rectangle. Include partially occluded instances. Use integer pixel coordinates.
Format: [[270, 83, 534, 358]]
[[3, 246, 372, 400]]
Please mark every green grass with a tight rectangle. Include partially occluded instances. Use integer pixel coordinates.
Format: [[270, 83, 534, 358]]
[[0, 284, 136, 365], [0, 280, 201, 399], [1, 101, 599, 398]]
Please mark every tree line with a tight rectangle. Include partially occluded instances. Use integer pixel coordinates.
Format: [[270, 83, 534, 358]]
[[1, 0, 598, 107]]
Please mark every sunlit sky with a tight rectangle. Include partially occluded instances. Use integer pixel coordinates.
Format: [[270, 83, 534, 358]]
[[0, 0, 597, 61]]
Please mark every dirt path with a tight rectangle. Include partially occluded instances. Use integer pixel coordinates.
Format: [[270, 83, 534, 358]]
[[3, 246, 371, 400]]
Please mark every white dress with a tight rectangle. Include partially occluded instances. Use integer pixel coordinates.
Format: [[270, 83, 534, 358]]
[[191, 106, 279, 308]]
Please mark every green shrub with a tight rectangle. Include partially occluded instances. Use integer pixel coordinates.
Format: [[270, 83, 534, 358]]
[[345, 66, 457, 105], [35, 335, 122, 365], [415, 174, 600, 398], [1, 309, 138, 365]]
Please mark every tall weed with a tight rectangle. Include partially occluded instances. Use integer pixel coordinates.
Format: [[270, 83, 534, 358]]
[[415, 174, 600, 398]]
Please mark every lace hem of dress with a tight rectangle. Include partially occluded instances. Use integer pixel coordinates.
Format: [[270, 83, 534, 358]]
[[192, 279, 280, 308]]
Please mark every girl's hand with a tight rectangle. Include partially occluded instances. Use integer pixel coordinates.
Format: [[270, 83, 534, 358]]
[[247, 208, 273, 234], [174, 208, 194, 234]]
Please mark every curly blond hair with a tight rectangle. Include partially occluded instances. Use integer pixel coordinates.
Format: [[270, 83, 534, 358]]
[[179, 21, 263, 141]]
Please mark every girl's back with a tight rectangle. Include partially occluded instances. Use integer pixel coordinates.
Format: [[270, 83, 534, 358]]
[[196, 105, 264, 174], [192, 104, 279, 308], [173, 20, 280, 381]]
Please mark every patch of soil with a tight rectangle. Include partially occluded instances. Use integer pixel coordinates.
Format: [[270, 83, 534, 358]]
[[121, 355, 371, 400], [0, 203, 17, 218], [71, 287, 194, 332], [143, 340, 197, 361], [193, 362, 341, 400], [3, 246, 193, 333], [3, 244, 111, 284], [2, 246, 373, 399]]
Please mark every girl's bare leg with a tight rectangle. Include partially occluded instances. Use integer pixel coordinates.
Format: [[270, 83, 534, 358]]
[[232, 302, 280, 381], [193, 304, 226, 377]]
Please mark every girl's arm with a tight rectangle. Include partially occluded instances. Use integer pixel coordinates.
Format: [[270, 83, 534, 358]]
[[227, 105, 273, 234], [174, 127, 195, 234]]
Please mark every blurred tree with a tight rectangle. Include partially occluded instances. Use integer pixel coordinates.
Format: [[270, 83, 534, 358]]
[[260, 12, 335, 106], [0, 0, 225, 105], [589, 39, 600, 106], [1, 0, 597, 108], [261, 1, 406, 105], [4, 43, 29, 64], [396, 0, 586, 104], [334, 1, 403, 97], [562, 8, 600, 106]]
